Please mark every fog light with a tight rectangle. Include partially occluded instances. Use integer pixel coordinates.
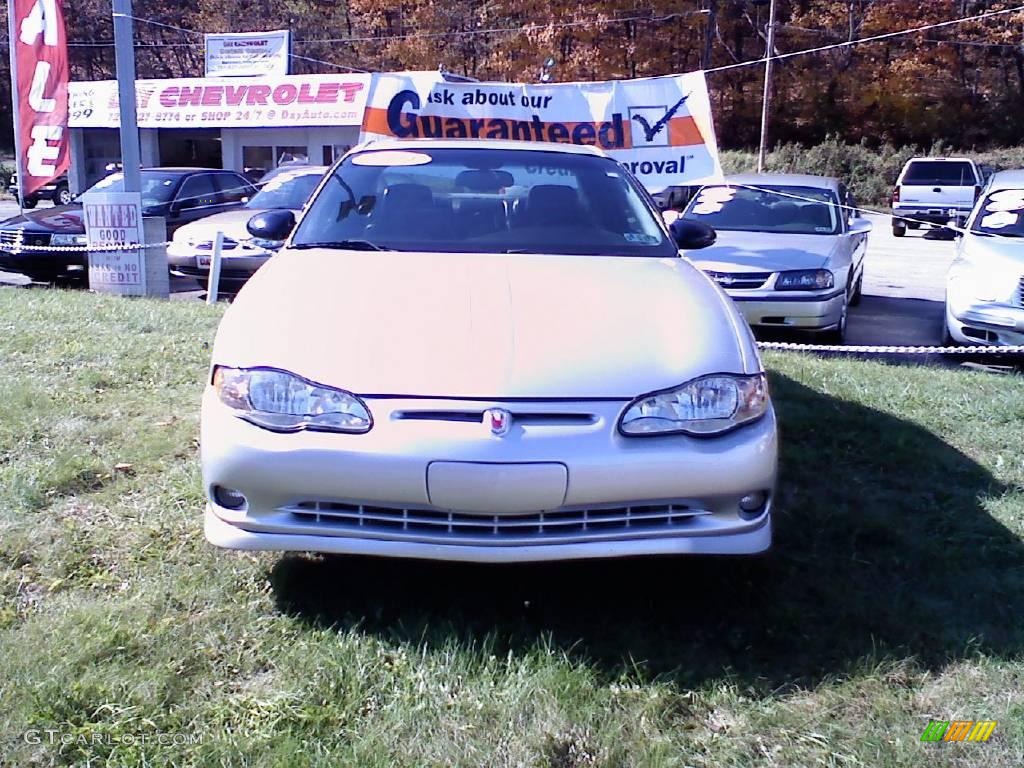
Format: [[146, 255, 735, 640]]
[[213, 485, 247, 510], [739, 491, 768, 516]]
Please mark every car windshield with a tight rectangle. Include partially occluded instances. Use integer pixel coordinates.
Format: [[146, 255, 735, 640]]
[[682, 184, 841, 235], [971, 189, 1024, 237], [290, 147, 675, 256], [82, 171, 181, 208], [247, 169, 323, 211], [902, 161, 975, 186]]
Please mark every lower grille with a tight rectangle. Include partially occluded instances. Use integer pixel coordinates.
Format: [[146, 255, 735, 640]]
[[195, 238, 238, 250], [283, 500, 712, 545], [1018, 276, 1024, 307], [705, 271, 772, 290]]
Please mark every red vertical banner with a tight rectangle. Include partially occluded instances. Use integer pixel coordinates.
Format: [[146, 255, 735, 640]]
[[11, 0, 70, 197]]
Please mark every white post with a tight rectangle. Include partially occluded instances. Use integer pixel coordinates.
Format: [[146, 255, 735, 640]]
[[207, 231, 223, 304], [756, 0, 778, 174]]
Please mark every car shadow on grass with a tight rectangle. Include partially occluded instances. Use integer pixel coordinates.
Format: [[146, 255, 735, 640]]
[[269, 373, 1024, 690]]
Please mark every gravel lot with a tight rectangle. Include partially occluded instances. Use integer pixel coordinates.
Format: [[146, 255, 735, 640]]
[[0, 204, 960, 346]]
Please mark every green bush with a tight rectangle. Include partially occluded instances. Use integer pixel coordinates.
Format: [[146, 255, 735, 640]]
[[718, 137, 1024, 208]]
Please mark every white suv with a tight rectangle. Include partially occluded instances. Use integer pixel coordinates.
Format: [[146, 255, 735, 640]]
[[891, 157, 983, 237]]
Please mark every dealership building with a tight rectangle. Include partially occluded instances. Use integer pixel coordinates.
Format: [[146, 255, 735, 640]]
[[66, 72, 373, 193]]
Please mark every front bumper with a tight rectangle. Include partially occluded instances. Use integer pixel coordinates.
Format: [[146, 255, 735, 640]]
[[167, 242, 270, 285], [0, 246, 86, 275], [728, 289, 846, 331], [946, 301, 1024, 346], [893, 205, 972, 225], [201, 390, 778, 562]]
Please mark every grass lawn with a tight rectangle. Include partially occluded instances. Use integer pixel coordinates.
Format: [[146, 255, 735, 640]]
[[1, 288, 1023, 767]]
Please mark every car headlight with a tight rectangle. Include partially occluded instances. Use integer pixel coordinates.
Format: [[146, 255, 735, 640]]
[[212, 366, 372, 433], [775, 269, 834, 291], [619, 373, 769, 437], [246, 237, 284, 250], [51, 233, 87, 246]]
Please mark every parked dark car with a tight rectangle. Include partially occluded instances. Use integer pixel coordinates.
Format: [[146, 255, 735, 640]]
[[0, 167, 256, 283], [9, 172, 73, 208]]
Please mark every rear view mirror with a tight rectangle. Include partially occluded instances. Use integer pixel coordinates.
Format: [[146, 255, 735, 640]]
[[247, 209, 296, 241], [670, 218, 716, 250]]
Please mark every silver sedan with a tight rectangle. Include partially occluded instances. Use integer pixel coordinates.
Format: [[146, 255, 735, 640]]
[[201, 139, 778, 563], [945, 169, 1024, 346], [682, 173, 871, 342]]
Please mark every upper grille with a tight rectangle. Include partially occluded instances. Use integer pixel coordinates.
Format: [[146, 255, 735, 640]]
[[0, 230, 50, 247], [283, 500, 712, 546], [705, 271, 772, 290]]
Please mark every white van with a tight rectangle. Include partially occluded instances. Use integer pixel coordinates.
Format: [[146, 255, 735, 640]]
[[891, 157, 983, 237]]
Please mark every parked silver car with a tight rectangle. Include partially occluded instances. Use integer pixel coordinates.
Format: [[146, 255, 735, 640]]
[[201, 139, 778, 562], [944, 170, 1024, 346], [167, 165, 327, 292], [681, 173, 870, 342]]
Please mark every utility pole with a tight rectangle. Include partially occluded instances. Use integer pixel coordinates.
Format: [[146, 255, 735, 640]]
[[111, 0, 141, 192], [756, 0, 777, 173]]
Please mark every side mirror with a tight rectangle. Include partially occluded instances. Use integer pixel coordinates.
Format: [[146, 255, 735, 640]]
[[849, 218, 872, 234], [670, 218, 716, 250], [247, 209, 296, 241]]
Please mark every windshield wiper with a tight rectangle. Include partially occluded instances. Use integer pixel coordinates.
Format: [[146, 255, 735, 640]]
[[291, 240, 391, 251]]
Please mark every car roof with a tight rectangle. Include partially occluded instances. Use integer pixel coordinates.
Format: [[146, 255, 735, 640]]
[[721, 172, 840, 191], [904, 157, 973, 163], [986, 169, 1024, 191], [351, 138, 608, 158], [256, 165, 329, 183], [138, 167, 241, 175]]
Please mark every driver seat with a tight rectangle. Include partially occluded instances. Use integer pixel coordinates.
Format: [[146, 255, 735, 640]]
[[522, 185, 588, 227]]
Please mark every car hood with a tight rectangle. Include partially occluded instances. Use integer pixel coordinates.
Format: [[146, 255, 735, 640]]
[[960, 233, 1024, 271], [689, 230, 839, 273], [0, 204, 84, 233], [212, 250, 759, 399], [173, 208, 279, 243]]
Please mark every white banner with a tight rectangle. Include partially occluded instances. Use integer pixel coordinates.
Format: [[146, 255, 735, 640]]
[[83, 192, 145, 295], [68, 73, 371, 129], [205, 30, 290, 77], [360, 71, 723, 190]]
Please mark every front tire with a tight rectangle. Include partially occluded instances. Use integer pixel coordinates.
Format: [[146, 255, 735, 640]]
[[892, 221, 906, 238], [941, 307, 958, 347], [849, 271, 864, 307], [21, 197, 37, 209], [819, 297, 849, 344], [23, 270, 59, 283]]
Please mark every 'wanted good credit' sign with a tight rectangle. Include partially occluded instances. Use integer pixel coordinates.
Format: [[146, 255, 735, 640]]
[[360, 71, 724, 189], [83, 192, 146, 295]]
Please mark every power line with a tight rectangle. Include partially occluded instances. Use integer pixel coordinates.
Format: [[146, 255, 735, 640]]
[[705, 3, 1024, 74]]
